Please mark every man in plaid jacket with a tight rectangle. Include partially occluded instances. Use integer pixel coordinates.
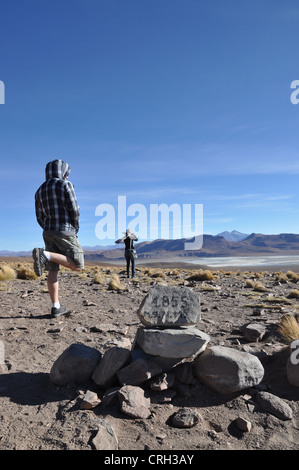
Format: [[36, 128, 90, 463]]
[[33, 159, 84, 317]]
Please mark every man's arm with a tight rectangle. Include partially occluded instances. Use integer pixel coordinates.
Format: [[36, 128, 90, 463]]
[[65, 182, 80, 231], [35, 195, 44, 229]]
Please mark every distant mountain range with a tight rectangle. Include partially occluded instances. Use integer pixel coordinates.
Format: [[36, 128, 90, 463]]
[[216, 230, 249, 242], [85, 232, 299, 262], [3, 231, 299, 262]]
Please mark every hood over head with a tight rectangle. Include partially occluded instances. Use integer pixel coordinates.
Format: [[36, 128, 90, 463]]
[[45, 159, 71, 180]]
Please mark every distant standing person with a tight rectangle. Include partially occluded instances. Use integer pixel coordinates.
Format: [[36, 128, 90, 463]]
[[115, 228, 138, 278], [33, 159, 84, 317]]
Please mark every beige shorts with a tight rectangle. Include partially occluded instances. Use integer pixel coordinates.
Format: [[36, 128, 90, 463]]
[[43, 231, 84, 271]]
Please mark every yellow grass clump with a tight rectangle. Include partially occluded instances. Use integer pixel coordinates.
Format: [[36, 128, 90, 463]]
[[288, 289, 299, 299], [93, 270, 106, 285], [16, 265, 38, 280], [245, 279, 267, 292], [0, 264, 16, 281], [108, 273, 123, 290], [287, 271, 299, 283], [187, 269, 215, 281], [277, 314, 299, 344], [151, 270, 167, 279], [275, 272, 289, 283]]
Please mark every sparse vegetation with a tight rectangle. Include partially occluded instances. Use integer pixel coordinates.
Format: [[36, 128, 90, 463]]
[[187, 269, 215, 281], [245, 279, 268, 292], [151, 270, 167, 279], [108, 273, 123, 290], [277, 314, 299, 343], [16, 265, 38, 280], [0, 264, 16, 281], [93, 270, 106, 285], [288, 289, 299, 299], [264, 294, 292, 304], [287, 271, 299, 283], [275, 272, 289, 283]]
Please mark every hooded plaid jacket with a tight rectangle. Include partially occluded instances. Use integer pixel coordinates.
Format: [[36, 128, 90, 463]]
[[35, 159, 80, 234]]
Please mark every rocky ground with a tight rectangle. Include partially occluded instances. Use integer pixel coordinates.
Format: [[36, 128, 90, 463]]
[[0, 258, 299, 452]]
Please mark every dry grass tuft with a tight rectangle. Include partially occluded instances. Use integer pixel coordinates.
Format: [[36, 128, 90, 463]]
[[0, 264, 16, 281], [288, 289, 299, 299], [151, 270, 167, 279], [287, 271, 299, 283], [277, 314, 299, 343], [264, 294, 292, 305], [16, 265, 38, 280], [187, 269, 215, 281], [108, 273, 123, 290], [144, 268, 154, 276], [245, 279, 267, 292], [275, 272, 289, 283], [93, 270, 106, 285]]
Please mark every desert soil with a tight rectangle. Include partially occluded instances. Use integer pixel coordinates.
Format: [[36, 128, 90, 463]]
[[0, 259, 299, 451]]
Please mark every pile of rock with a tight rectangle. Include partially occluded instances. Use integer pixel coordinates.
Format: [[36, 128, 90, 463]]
[[50, 286, 299, 450], [50, 286, 210, 388], [48, 285, 295, 448]]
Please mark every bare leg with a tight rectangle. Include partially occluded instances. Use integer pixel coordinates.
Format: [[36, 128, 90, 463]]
[[47, 252, 82, 271], [47, 270, 59, 304]]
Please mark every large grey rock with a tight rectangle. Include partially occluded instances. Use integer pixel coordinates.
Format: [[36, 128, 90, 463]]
[[92, 347, 131, 388], [137, 286, 201, 327], [49, 343, 101, 386], [194, 345, 264, 394], [136, 326, 210, 359], [256, 391, 293, 420]]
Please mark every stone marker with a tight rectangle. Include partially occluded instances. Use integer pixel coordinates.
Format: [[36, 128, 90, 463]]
[[136, 326, 210, 358], [137, 285, 201, 327]]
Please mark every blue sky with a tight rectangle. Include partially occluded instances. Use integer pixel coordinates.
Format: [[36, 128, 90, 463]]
[[1, 0, 299, 251]]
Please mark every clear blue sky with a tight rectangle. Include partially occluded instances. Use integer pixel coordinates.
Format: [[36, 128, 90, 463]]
[[1, 0, 299, 251]]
